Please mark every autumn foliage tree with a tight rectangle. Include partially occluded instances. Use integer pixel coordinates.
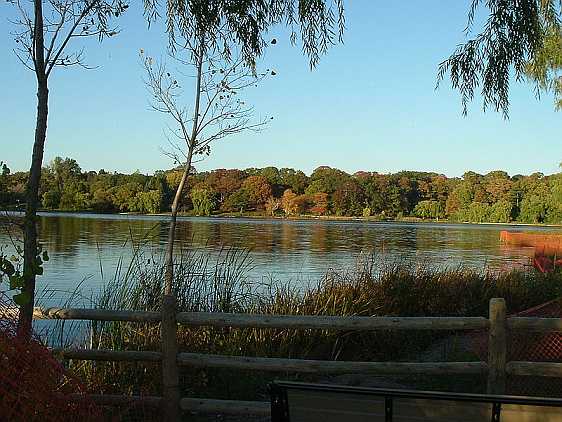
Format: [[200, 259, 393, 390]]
[[310, 192, 329, 215], [241, 175, 272, 210], [265, 196, 281, 216], [281, 189, 299, 216], [293, 194, 311, 215], [4, 160, 562, 227], [332, 179, 365, 216], [206, 169, 246, 204]]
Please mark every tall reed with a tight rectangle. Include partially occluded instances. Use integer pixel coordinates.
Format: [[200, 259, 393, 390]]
[[67, 246, 562, 400]]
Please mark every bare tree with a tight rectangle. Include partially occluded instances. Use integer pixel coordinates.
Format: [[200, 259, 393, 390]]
[[8, 0, 127, 335], [142, 36, 272, 295]]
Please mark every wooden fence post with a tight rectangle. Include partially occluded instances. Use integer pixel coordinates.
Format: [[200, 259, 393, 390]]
[[487, 298, 507, 395], [161, 294, 180, 421]]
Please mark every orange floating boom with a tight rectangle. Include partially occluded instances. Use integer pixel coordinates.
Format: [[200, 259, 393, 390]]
[[500, 231, 562, 256]]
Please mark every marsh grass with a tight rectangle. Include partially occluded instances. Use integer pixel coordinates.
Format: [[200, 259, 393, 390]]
[[64, 245, 562, 401]]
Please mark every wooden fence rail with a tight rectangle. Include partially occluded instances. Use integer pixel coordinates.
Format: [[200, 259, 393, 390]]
[[25, 296, 562, 421], [33, 307, 490, 330], [176, 312, 490, 330], [33, 307, 161, 322]]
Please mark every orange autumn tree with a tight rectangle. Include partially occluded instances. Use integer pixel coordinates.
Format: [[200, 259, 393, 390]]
[[242, 175, 272, 210], [310, 192, 329, 215], [281, 189, 299, 216]]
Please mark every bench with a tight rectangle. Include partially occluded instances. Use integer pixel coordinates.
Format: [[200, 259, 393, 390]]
[[269, 381, 562, 422]]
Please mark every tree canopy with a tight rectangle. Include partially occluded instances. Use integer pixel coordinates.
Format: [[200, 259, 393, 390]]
[[525, 25, 562, 109], [438, 0, 562, 117], [3, 158, 562, 225], [148, 0, 562, 115], [144, 0, 345, 68]]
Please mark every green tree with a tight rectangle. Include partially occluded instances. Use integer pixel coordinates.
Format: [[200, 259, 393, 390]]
[[414, 200, 444, 220], [306, 166, 350, 195], [519, 195, 549, 223], [446, 172, 487, 216], [489, 200, 513, 223], [110, 182, 142, 212], [57, 179, 90, 211], [222, 188, 249, 214], [41, 190, 60, 209], [279, 168, 309, 195], [90, 187, 114, 212], [545, 173, 562, 223], [0, 162, 11, 206], [87, 174, 115, 212], [258, 167, 282, 186], [190, 185, 216, 216], [467, 202, 491, 223], [133, 190, 163, 214], [40, 157, 85, 210], [360, 174, 388, 215], [49, 157, 81, 192]]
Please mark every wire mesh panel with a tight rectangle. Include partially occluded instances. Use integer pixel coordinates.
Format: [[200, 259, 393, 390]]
[[68, 326, 164, 422], [508, 298, 562, 397], [175, 324, 488, 420]]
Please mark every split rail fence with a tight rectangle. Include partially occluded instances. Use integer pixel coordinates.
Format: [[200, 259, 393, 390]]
[[30, 297, 562, 421]]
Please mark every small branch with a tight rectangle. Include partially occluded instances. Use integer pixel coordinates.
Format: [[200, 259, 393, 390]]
[[46, 1, 96, 77]]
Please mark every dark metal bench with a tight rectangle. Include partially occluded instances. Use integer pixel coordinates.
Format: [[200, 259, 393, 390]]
[[270, 381, 562, 421]]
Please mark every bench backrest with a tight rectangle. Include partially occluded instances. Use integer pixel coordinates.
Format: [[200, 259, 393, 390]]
[[270, 381, 562, 422]]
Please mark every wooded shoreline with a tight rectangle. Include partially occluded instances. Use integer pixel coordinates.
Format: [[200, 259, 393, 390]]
[[6, 209, 562, 228], [3, 161, 562, 226]]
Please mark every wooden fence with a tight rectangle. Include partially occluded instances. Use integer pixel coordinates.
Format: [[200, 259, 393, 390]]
[[30, 297, 562, 421]]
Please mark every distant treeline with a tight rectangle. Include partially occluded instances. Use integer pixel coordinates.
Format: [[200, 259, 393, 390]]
[[1, 157, 561, 224]]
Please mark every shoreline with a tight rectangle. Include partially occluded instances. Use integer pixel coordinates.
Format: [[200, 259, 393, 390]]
[[4, 208, 561, 228]]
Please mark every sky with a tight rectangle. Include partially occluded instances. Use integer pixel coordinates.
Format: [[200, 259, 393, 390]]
[[2, 2, 561, 178]]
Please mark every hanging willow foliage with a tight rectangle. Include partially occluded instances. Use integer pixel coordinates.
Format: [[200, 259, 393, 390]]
[[437, 0, 561, 117], [143, 0, 345, 68], [525, 25, 562, 110]]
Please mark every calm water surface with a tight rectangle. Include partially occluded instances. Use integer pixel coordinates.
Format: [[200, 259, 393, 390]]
[[3, 212, 562, 305]]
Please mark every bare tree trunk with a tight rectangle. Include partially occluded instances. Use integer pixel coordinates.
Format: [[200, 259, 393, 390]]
[[163, 153, 192, 295], [18, 0, 48, 336], [163, 39, 204, 295]]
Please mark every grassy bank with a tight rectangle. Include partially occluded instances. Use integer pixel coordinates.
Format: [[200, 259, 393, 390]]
[[63, 248, 562, 406]]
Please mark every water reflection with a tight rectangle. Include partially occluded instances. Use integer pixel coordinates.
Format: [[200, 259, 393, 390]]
[[2, 212, 561, 303]]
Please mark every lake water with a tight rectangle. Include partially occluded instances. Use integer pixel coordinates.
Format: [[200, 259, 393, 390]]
[[2, 212, 562, 306]]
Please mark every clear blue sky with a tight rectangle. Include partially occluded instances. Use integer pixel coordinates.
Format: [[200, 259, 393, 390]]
[[2, 2, 561, 178]]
